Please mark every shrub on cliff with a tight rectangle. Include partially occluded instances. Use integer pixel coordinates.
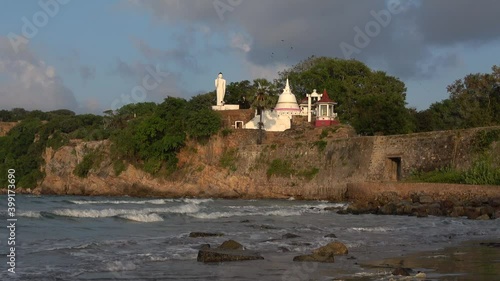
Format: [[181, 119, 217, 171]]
[[267, 159, 295, 179], [0, 118, 45, 188], [110, 96, 221, 176]]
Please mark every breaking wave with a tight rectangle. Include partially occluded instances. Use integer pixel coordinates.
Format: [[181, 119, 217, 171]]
[[349, 227, 395, 233], [18, 211, 42, 218], [119, 213, 164, 222], [68, 199, 173, 205], [50, 203, 200, 220], [190, 209, 304, 219]]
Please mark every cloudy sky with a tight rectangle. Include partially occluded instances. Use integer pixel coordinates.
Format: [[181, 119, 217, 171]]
[[1, 0, 499, 114]]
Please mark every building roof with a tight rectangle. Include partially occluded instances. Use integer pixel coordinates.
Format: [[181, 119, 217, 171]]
[[317, 89, 337, 104], [275, 79, 300, 112]]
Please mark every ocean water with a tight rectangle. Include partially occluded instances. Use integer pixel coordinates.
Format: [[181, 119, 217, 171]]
[[0, 195, 499, 280]]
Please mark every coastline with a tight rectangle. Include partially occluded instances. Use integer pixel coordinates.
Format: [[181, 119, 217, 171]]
[[359, 239, 500, 280], [3, 181, 499, 220]]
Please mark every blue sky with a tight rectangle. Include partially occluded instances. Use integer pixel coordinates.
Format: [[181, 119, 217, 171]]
[[1, 0, 500, 114]]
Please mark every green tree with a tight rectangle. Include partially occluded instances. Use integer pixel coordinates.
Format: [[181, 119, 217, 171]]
[[447, 65, 500, 128], [278, 56, 411, 135], [186, 109, 221, 139]]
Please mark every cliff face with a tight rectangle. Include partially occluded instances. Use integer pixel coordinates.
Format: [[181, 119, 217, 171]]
[[37, 126, 500, 200], [0, 122, 18, 137]]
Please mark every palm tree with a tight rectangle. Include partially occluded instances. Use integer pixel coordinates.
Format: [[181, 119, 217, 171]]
[[252, 82, 273, 144]]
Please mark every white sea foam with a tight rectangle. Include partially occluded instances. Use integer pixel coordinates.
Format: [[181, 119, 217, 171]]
[[50, 203, 200, 219], [19, 211, 42, 218], [182, 198, 213, 204], [119, 213, 164, 222], [158, 203, 200, 214], [52, 208, 128, 218], [69, 199, 171, 205], [190, 209, 303, 219], [104, 261, 137, 272], [350, 227, 394, 232]]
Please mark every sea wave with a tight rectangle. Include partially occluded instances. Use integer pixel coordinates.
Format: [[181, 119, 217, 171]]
[[349, 227, 395, 232], [68, 199, 172, 205], [119, 213, 164, 222], [104, 261, 137, 272], [190, 209, 303, 219], [50, 203, 200, 220], [182, 198, 213, 204], [18, 211, 42, 218]]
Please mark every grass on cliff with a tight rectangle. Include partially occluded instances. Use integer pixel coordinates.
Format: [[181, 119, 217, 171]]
[[73, 148, 105, 178], [220, 148, 238, 172], [266, 159, 320, 181], [408, 155, 500, 185]]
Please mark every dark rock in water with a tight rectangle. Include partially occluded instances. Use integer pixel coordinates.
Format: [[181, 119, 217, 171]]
[[197, 248, 264, 263], [450, 206, 465, 217], [324, 233, 337, 238], [290, 242, 312, 246], [240, 219, 250, 223], [278, 246, 290, 252], [293, 253, 334, 263], [347, 256, 356, 260], [392, 267, 411, 276], [218, 240, 244, 250], [258, 224, 279, 230], [480, 242, 500, 248], [379, 203, 397, 215], [427, 203, 443, 216], [313, 241, 348, 256], [293, 241, 348, 263], [465, 207, 481, 219], [189, 232, 224, 238], [197, 240, 264, 263], [476, 214, 490, 220], [199, 244, 211, 250], [324, 206, 342, 211], [495, 210, 500, 219], [282, 233, 301, 239]]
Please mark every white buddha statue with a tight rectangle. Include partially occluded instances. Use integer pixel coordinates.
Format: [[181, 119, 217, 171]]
[[215, 72, 226, 106]]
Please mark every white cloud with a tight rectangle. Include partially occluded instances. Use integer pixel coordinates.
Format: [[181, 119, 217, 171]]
[[230, 32, 252, 53], [0, 37, 78, 111]]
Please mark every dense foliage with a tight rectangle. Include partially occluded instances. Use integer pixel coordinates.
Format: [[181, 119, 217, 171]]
[[0, 96, 222, 187], [277, 56, 414, 135], [414, 65, 500, 132], [109, 97, 221, 175], [1, 57, 499, 188], [0, 111, 106, 188]]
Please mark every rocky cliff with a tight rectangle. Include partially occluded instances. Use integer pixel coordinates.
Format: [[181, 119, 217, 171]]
[[35, 125, 500, 201]]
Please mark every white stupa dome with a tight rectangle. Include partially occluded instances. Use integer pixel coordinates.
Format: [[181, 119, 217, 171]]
[[275, 79, 300, 115]]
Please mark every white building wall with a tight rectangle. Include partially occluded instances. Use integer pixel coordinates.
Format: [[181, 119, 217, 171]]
[[244, 110, 292, 132]]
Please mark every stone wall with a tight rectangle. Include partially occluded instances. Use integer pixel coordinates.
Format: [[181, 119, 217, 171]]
[[33, 125, 500, 201], [219, 109, 255, 129]]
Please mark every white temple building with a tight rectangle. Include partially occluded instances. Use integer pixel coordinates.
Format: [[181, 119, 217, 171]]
[[245, 79, 301, 132]]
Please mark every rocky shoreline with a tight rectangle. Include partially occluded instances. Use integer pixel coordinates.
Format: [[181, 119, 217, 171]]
[[340, 182, 500, 220], [3, 182, 500, 220]]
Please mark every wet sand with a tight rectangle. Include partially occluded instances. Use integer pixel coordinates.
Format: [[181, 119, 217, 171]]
[[358, 240, 500, 280]]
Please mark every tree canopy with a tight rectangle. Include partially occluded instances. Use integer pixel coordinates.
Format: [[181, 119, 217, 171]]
[[415, 65, 500, 132], [277, 56, 413, 135]]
